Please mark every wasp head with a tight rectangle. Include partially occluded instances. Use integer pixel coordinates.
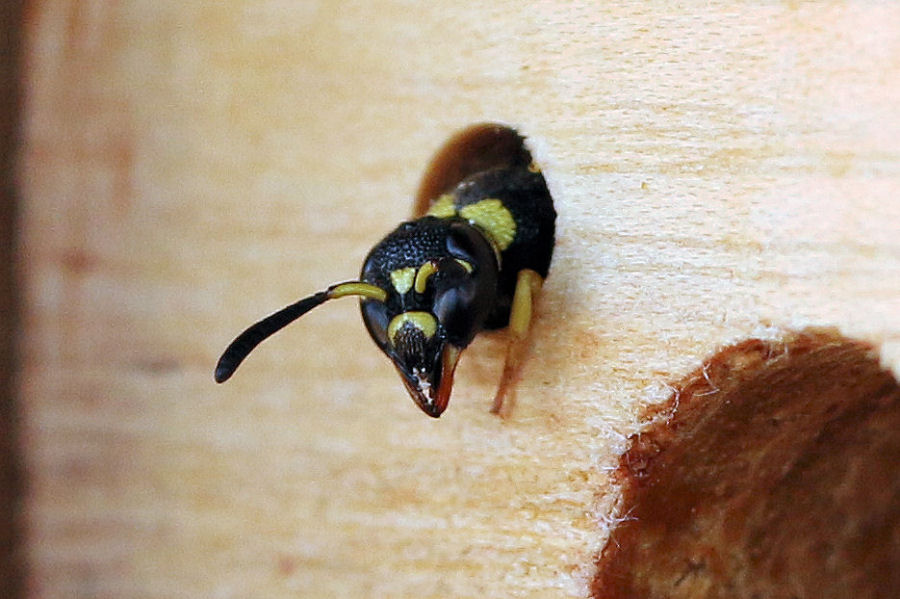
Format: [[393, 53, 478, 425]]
[[360, 220, 499, 417]]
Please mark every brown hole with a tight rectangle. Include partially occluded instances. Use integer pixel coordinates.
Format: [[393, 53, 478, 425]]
[[593, 328, 900, 599], [413, 123, 535, 217]]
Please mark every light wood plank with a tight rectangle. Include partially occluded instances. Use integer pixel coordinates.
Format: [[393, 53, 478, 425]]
[[19, 2, 900, 597]]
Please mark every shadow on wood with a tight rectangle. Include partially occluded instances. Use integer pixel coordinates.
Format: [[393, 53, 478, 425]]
[[0, 1, 26, 597]]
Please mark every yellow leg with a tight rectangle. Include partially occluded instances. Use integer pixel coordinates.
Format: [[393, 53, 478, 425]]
[[491, 269, 544, 417]]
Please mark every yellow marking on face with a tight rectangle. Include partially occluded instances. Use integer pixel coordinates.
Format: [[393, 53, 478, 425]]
[[414, 261, 438, 294], [427, 194, 457, 219], [390, 267, 416, 295], [454, 258, 473, 273], [329, 282, 388, 302], [388, 311, 438, 344], [459, 199, 517, 251], [527, 161, 541, 173]]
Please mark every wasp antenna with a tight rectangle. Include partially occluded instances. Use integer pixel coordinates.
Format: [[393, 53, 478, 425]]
[[327, 281, 388, 301], [214, 281, 387, 383], [214, 290, 330, 383]]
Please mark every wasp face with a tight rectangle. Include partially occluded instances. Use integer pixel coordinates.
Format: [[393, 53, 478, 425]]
[[360, 220, 499, 417], [382, 311, 460, 417]]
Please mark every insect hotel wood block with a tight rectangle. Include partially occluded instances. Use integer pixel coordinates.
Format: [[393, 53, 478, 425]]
[[17, 2, 900, 598]]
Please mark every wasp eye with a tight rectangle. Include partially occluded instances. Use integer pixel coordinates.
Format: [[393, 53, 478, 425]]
[[432, 263, 492, 347], [360, 299, 392, 349]]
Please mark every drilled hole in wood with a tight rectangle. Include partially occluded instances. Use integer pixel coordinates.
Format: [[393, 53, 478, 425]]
[[593, 329, 900, 599]]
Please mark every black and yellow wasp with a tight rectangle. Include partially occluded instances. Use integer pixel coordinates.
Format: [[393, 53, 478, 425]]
[[215, 124, 556, 417]]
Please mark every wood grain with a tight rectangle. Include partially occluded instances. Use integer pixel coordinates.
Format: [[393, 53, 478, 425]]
[[18, 2, 900, 597]]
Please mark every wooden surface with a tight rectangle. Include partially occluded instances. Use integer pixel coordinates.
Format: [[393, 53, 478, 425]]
[[18, 2, 900, 598]]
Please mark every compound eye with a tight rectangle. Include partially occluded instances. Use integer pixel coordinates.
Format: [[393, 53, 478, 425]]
[[430, 223, 499, 347], [433, 287, 477, 346], [432, 258, 492, 347], [360, 299, 392, 349]]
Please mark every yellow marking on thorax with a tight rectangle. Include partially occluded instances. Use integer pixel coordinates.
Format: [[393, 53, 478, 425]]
[[427, 194, 457, 218], [459, 199, 516, 251], [388, 311, 438, 344], [390, 267, 416, 295], [426, 193, 516, 252]]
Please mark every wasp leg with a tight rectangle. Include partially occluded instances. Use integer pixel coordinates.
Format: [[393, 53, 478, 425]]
[[491, 268, 544, 417]]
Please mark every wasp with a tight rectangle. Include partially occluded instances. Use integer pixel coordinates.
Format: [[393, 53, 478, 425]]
[[215, 124, 556, 417]]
